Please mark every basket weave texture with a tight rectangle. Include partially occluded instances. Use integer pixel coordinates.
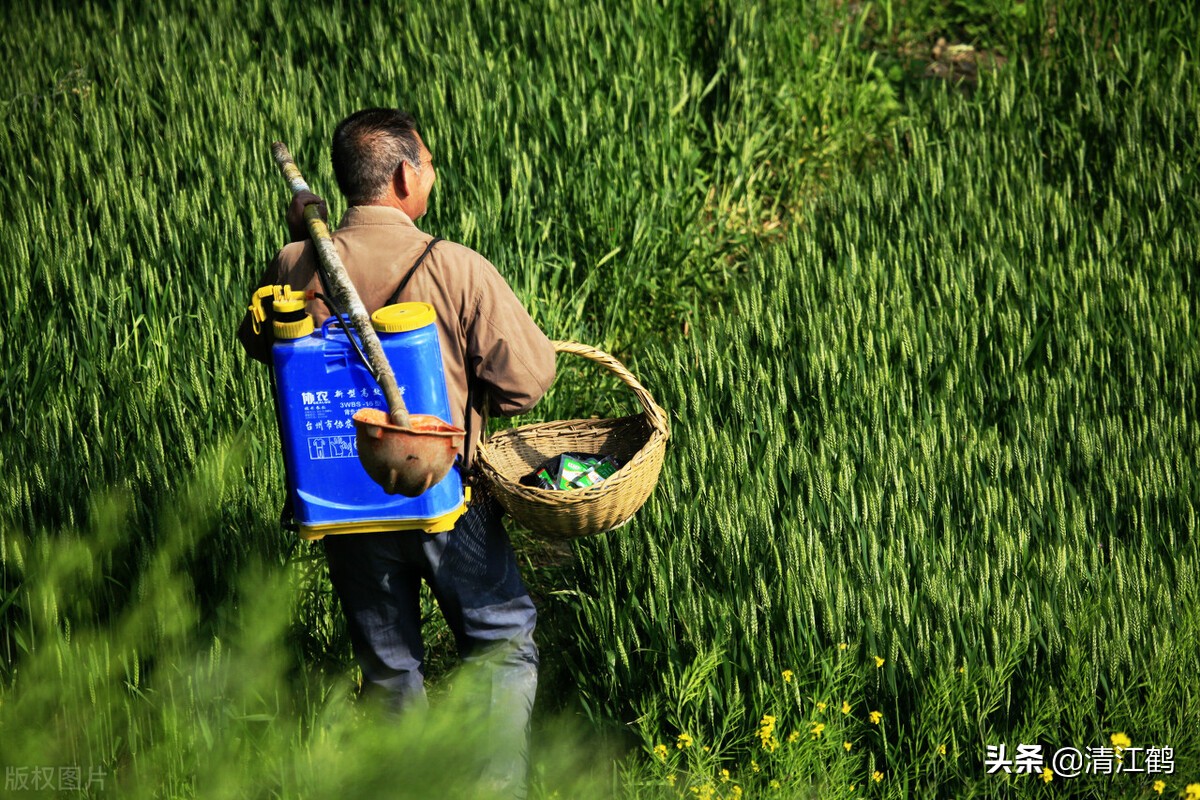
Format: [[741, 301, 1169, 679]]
[[475, 341, 670, 540]]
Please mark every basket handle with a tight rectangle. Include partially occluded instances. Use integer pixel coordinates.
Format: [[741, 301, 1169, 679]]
[[551, 340, 670, 436]]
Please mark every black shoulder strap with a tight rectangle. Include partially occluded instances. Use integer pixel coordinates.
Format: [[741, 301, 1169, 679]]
[[383, 236, 482, 472], [387, 236, 443, 305]]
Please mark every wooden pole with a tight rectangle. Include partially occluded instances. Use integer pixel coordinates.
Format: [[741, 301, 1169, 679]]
[[271, 141, 412, 429]]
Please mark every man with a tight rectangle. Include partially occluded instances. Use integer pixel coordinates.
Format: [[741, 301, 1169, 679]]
[[237, 108, 556, 797]]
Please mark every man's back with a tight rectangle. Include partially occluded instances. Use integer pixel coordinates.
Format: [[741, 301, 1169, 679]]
[[238, 204, 555, 465]]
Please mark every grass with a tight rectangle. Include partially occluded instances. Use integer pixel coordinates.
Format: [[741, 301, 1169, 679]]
[[567, 7, 1200, 795]]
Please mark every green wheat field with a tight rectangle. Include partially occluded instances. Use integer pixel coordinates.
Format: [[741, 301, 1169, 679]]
[[2, 0, 1197, 797]]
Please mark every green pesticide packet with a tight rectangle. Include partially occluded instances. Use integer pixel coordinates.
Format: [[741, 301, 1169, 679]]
[[559, 455, 591, 480], [568, 457, 620, 488], [593, 459, 618, 479], [573, 470, 601, 488], [521, 453, 623, 491]]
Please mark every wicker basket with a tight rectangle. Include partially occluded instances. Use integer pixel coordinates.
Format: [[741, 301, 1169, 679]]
[[475, 340, 670, 540]]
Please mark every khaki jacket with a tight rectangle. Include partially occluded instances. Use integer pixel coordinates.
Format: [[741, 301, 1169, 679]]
[[237, 205, 556, 467]]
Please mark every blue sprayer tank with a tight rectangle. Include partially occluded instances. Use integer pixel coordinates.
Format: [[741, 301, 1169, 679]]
[[261, 288, 467, 540]]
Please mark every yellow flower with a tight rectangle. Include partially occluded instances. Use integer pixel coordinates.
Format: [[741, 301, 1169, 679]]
[[758, 714, 779, 751], [816, 701, 827, 713], [787, 731, 800, 743], [782, 669, 794, 683], [1186, 783, 1200, 800], [810, 722, 825, 739], [731, 787, 743, 799], [841, 701, 851, 715], [838, 642, 848, 650], [1109, 732, 1131, 751], [653, 743, 668, 761], [720, 769, 731, 783], [958, 666, 965, 674], [676, 732, 693, 749], [937, 744, 947, 756], [869, 710, 883, 725], [750, 760, 760, 773], [872, 771, 883, 782], [874, 656, 885, 668], [844, 741, 852, 751], [769, 780, 781, 790], [849, 784, 856, 792], [666, 774, 676, 786], [1152, 779, 1164, 794], [1041, 767, 1053, 783]]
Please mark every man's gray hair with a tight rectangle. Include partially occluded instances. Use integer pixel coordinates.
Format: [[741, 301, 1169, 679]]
[[331, 109, 424, 205]]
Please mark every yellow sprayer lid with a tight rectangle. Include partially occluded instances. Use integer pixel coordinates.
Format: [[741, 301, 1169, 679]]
[[274, 296, 306, 313], [271, 285, 314, 339], [372, 302, 437, 333], [274, 316, 314, 339]]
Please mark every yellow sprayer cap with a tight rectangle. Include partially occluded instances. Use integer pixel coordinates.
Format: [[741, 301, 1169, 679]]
[[372, 302, 437, 333], [274, 315, 314, 339], [271, 285, 314, 340]]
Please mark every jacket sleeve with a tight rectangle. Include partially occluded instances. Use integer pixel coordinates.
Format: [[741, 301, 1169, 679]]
[[466, 256, 557, 417], [236, 307, 274, 365]]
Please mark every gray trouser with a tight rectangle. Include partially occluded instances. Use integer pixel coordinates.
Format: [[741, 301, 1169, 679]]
[[323, 494, 537, 798]]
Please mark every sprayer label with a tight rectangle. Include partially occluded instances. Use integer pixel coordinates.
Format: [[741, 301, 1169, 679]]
[[305, 419, 357, 431], [307, 435, 358, 460], [295, 387, 384, 432]]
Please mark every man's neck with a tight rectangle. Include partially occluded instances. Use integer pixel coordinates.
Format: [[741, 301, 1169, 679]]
[[362, 193, 420, 220]]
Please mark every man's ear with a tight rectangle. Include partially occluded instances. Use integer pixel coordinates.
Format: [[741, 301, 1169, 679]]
[[392, 164, 410, 199]]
